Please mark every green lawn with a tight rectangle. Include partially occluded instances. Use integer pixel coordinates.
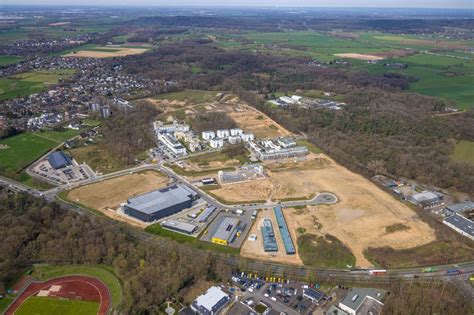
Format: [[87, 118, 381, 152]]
[[0, 297, 14, 313], [451, 140, 474, 165], [15, 297, 99, 315], [298, 234, 356, 269], [33, 264, 122, 308], [0, 130, 79, 174], [145, 224, 240, 255], [0, 69, 75, 100], [0, 55, 22, 66]]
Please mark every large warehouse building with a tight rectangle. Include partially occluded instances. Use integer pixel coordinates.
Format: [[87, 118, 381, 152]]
[[123, 184, 198, 222], [48, 151, 72, 169], [211, 217, 240, 245]]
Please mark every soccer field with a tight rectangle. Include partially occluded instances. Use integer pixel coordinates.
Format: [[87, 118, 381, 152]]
[[15, 297, 99, 315]]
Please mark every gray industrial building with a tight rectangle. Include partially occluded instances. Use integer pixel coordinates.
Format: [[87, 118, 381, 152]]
[[48, 151, 72, 169], [162, 220, 198, 235], [123, 184, 198, 222], [409, 191, 443, 208], [261, 219, 278, 252], [443, 214, 474, 240], [339, 288, 386, 315]]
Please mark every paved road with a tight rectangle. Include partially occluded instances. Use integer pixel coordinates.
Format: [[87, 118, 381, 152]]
[[2, 169, 474, 292]]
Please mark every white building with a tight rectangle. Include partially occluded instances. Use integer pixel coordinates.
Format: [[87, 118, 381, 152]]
[[339, 288, 386, 315], [216, 129, 230, 139], [191, 286, 230, 315], [158, 133, 187, 155], [230, 128, 243, 136], [277, 138, 296, 148], [291, 95, 303, 102], [228, 136, 242, 145], [443, 214, 474, 240], [210, 138, 224, 148], [202, 130, 216, 140], [189, 140, 202, 152], [279, 96, 297, 104], [240, 133, 255, 142]]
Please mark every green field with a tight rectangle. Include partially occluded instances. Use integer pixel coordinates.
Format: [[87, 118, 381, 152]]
[[145, 224, 240, 255], [298, 234, 356, 269], [0, 130, 79, 175], [0, 69, 75, 100], [15, 297, 99, 315], [0, 297, 14, 313], [33, 265, 122, 308], [451, 140, 474, 165], [0, 55, 23, 66]]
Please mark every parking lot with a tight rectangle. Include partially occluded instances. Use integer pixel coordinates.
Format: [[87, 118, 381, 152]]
[[200, 208, 254, 248], [29, 158, 96, 185], [230, 272, 326, 315]]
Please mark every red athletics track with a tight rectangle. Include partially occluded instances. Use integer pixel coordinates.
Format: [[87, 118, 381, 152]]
[[5, 275, 110, 315]]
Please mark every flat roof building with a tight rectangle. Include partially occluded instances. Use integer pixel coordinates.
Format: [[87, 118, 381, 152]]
[[191, 286, 230, 315], [443, 214, 474, 240], [123, 184, 197, 222], [445, 201, 474, 214], [48, 151, 72, 169], [162, 220, 197, 235], [211, 217, 240, 245], [303, 288, 325, 303], [339, 288, 386, 315], [274, 206, 296, 255], [261, 219, 278, 252], [409, 191, 443, 208]]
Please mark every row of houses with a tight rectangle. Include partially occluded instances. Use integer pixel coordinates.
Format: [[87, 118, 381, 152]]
[[202, 128, 255, 148]]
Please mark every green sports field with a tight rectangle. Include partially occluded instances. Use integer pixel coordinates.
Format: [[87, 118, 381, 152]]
[[0, 130, 79, 174], [33, 265, 122, 308], [15, 296, 99, 315], [0, 69, 75, 100], [0, 55, 22, 66]]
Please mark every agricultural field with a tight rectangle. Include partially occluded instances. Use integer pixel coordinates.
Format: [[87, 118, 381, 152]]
[[0, 130, 78, 175], [0, 55, 22, 66], [213, 30, 473, 109], [0, 69, 75, 100], [451, 140, 474, 165], [63, 44, 151, 58], [15, 297, 99, 315]]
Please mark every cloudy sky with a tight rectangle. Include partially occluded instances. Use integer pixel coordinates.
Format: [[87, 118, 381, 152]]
[[4, 0, 473, 9]]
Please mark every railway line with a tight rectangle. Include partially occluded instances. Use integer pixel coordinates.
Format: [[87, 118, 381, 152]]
[[2, 173, 474, 290]]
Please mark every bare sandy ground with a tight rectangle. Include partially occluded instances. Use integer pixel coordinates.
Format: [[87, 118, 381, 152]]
[[68, 171, 169, 211], [227, 105, 294, 139], [65, 47, 149, 58], [241, 208, 303, 265], [334, 53, 385, 61], [226, 154, 435, 267]]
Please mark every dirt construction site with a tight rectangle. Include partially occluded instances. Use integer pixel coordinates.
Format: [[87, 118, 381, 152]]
[[66, 170, 169, 226], [230, 153, 436, 267]]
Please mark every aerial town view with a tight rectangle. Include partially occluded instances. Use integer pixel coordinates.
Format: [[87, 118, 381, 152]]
[[0, 2, 473, 315]]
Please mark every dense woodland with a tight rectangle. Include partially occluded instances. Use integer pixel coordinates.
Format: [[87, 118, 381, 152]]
[[1, 191, 472, 314], [123, 41, 474, 195]]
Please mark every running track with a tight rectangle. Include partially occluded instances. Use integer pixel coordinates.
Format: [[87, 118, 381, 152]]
[[5, 275, 110, 315]]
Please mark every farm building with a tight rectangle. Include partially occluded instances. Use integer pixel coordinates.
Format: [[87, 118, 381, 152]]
[[218, 165, 265, 185], [191, 286, 230, 315], [339, 288, 386, 315], [162, 220, 198, 235], [123, 184, 198, 222], [261, 219, 278, 252], [211, 217, 240, 245], [443, 214, 474, 240], [48, 151, 72, 169], [274, 206, 295, 255], [409, 191, 443, 208]]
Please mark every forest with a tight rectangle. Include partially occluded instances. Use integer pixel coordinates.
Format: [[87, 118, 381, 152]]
[[123, 41, 474, 195], [0, 190, 472, 314]]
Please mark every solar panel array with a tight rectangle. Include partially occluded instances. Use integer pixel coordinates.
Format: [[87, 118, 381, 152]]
[[273, 206, 296, 254]]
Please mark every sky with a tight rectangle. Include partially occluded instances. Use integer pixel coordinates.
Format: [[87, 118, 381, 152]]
[[3, 0, 473, 9]]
